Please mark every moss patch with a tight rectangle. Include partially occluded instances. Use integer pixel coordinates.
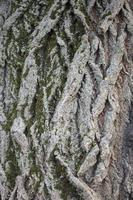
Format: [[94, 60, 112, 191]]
[[52, 155, 81, 200], [5, 138, 21, 189]]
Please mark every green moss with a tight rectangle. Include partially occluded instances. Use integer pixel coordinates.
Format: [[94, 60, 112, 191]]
[[29, 148, 39, 176], [2, 103, 17, 133], [47, 0, 54, 10], [36, 31, 68, 121], [32, 81, 45, 133], [102, 10, 112, 19], [39, 31, 57, 85], [68, 16, 85, 60], [60, 29, 68, 42], [10, 1, 22, 13], [30, 164, 42, 178], [52, 156, 81, 200], [92, 141, 97, 147], [5, 138, 21, 188], [75, 151, 86, 172], [29, 146, 43, 191], [26, 13, 38, 31], [46, 31, 57, 55], [40, 30, 68, 118], [35, 49, 41, 67], [10, 64, 23, 94], [5, 24, 28, 96], [50, 9, 58, 20]]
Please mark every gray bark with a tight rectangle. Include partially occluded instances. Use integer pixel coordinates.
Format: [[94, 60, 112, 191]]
[[0, 0, 133, 199]]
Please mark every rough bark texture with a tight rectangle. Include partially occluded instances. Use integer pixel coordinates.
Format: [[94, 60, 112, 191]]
[[0, 0, 133, 200]]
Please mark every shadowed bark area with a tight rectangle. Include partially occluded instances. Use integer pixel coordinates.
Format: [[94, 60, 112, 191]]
[[0, 0, 133, 199]]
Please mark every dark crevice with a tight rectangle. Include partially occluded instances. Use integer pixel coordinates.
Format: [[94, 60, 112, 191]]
[[53, 155, 82, 200], [2, 61, 7, 111], [88, 65, 99, 112], [119, 102, 133, 200]]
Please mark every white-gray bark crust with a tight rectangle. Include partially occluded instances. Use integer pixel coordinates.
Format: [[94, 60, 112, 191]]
[[0, 0, 133, 199]]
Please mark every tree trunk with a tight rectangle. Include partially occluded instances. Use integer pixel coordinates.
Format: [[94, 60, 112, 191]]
[[0, 0, 133, 199]]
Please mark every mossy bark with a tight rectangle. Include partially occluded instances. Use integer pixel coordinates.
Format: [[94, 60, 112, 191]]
[[0, 0, 133, 199]]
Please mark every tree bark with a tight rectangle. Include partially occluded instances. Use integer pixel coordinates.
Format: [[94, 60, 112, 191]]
[[0, 0, 133, 199]]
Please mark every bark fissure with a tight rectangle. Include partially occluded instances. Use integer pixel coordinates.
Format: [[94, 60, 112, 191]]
[[0, 0, 133, 199]]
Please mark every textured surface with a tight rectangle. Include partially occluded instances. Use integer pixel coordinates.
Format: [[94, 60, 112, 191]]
[[0, 0, 133, 199]]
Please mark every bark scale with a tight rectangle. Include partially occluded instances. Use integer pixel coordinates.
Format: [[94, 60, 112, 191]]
[[0, 0, 133, 199]]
